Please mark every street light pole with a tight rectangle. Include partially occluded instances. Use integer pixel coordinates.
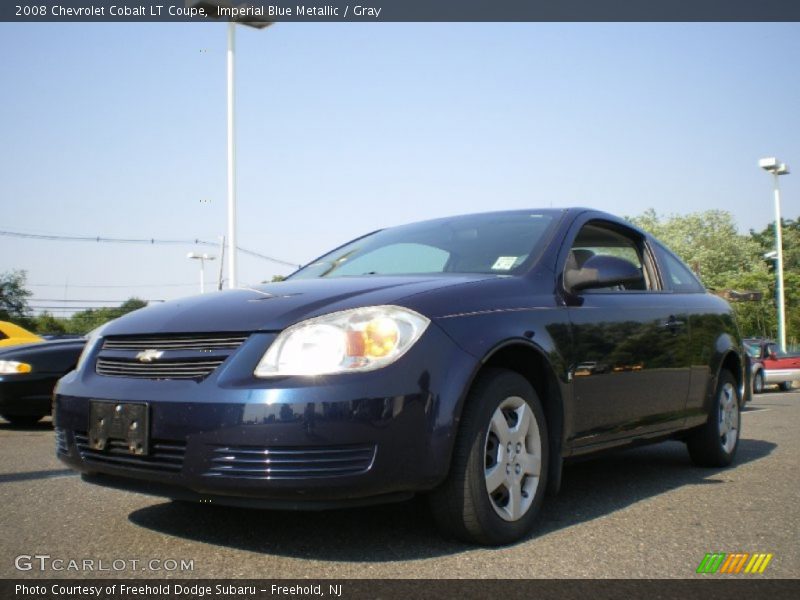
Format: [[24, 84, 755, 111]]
[[191, 1, 272, 290], [772, 172, 787, 353], [226, 21, 238, 289], [217, 235, 226, 290], [759, 157, 790, 353], [187, 252, 217, 294]]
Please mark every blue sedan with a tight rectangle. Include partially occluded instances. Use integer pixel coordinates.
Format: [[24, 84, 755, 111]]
[[55, 209, 746, 545]]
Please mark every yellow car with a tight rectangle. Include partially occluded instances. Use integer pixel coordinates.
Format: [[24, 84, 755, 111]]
[[0, 321, 43, 348]]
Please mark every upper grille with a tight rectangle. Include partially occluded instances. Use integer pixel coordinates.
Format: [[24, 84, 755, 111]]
[[74, 432, 186, 474], [95, 333, 249, 381], [203, 444, 377, 480], [102, 334, 248, 351]]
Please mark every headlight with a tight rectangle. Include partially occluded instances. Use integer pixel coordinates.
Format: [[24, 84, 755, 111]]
[[0, 360, 32, 375], [75, 324, 107, 372], [255, 305, 430, 377]]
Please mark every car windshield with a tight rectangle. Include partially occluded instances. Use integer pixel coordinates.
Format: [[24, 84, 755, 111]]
[[765, 343, 794, 358], [289, 212, 556, 279]]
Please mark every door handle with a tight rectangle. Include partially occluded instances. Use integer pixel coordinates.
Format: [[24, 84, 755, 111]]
[[662, 316, 685, 330]]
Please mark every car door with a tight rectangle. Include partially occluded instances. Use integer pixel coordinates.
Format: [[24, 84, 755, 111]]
[[561, 219, 692, 448], [764, 342, 800, 381]]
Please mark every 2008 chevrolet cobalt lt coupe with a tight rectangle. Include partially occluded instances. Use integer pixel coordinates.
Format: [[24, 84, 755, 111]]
[[55, 209, 746, 545]]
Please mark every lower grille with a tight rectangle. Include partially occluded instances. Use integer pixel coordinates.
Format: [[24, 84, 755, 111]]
[[204, 444, 377, 480], [74, 432, 186, 474], [55, 428, 68, 456]]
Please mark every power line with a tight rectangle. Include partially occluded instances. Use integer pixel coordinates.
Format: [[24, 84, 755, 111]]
[[239, 247, 297, 265], [29, 308, 126, 312], [0, 231, 208, 245], [30, 298, 150, 303], [28, 282, 197, 288], [30, 308, 163, 312], [0, 229, 300, 268]]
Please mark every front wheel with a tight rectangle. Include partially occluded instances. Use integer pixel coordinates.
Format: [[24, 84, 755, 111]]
[[753, 371, 764, 395], [686, 370, 740, 467], [1, 414, 45, 426], [778, 381, 793, 392], [429, 369, 548, 545]]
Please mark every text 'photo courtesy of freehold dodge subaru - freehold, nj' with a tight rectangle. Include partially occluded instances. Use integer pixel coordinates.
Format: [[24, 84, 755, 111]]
[[4, 11, 800, 589]]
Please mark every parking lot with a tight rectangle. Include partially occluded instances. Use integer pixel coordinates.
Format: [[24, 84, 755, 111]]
[[0, 391, 797, 580]]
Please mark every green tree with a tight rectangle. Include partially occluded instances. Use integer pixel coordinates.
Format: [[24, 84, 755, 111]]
[[749, 219, 800, 346], [750, 218, 800, 270], [33, 311, 67, 335], [0, 270, 33, 326], [114, 298, 148, 314], [64, 298, 149, 335], [629, 209, 766, 289]]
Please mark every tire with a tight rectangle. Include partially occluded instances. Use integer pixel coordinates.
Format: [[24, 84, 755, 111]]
[[1, 414, 45, 426], [753, 371, 764, 395], [686, 370, 740, 467], [778, 381, 793, 392], [429, 368, 548, 545]]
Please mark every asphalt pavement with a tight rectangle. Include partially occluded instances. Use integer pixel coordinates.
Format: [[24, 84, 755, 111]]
[[0, 391, 797, 579]]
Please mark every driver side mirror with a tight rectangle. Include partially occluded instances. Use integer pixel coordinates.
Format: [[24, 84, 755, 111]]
[[565, 255, 644, 293]]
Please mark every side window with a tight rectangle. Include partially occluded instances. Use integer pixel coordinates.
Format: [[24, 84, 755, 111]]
[[565, 221, 654, 292], [655, 244, 704, 293], [0, 331, 7, 341]]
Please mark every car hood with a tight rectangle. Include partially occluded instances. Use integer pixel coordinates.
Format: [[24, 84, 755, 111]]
[[0, 338, 85, 359], [102, 275, 496, 336]]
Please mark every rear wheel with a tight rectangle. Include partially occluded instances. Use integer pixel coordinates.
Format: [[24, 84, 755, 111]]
[[686, 370, 740, 467], [429, 369, 548, 545], [1, 414, 45, 426], [753, 371, 764, 394], [778, 381, 793, 392]]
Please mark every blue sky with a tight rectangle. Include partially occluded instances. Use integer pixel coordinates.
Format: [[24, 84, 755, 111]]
[[1, 23, 799, 313]]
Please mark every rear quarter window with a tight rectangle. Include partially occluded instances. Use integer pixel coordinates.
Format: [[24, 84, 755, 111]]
[[654, 243, 705, 293]]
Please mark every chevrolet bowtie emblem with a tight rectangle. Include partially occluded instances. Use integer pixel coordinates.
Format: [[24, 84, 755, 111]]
[[136, 349, 164, 363]]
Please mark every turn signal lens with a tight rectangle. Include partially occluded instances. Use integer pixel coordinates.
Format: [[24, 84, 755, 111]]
[[0, 360, 32, 374], [347, 317, 400, 358]]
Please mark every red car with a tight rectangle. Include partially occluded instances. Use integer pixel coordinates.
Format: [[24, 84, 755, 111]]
[[744, 338, 800, 393]]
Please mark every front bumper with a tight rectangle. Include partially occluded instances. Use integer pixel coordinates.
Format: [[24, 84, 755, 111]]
[[54, 328, 476, 507]]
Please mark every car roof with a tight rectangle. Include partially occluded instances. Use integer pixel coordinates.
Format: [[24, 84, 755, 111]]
[[376, 208, 645, 238]]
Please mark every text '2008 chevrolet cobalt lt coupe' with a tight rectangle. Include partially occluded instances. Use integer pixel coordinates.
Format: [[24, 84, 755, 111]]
[[55, 209, 746, 545]]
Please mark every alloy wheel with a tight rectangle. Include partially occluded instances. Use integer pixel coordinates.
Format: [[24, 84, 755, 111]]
[[718, 382, 739, 454], [483, 396, 542, 522], [754, 372, 763, 394]]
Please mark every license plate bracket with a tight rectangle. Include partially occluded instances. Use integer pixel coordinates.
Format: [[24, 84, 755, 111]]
[[88, 401, 149, 455]]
